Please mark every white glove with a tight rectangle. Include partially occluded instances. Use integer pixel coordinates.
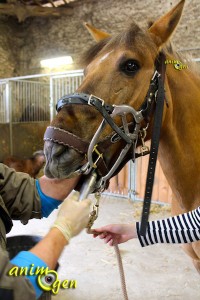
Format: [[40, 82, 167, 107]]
[[53, 191, 91, 243]]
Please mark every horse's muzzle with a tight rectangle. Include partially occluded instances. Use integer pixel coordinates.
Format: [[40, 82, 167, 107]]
[[44, 140, 85, 179]]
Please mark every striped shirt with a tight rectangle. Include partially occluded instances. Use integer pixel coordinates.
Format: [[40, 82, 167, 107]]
[[136, 206, 200, 247]]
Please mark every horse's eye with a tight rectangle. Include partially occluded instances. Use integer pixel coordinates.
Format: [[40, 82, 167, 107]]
[[120, 60, 140, 76]]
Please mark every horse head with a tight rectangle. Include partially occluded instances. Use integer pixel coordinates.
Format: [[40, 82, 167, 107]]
[[44, 0, 185, 184]]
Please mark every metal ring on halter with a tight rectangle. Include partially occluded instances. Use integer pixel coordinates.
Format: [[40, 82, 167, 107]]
[[88, 94, 105, 106]]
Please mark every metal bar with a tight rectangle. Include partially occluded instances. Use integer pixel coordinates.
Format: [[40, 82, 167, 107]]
[[49, 76, 54, 121], [7, 82, 13, 155], [5, 82, 10, 123], [0, 70, 83, 82]]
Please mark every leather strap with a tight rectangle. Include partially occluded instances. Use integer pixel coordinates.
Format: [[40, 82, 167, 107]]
[[56, 93, 114, 113], [139, 52, 166, 236], [44, 126, 109, 176], [44, 126, 89, 154], [57, 93, 132, 144], [140, 72, 159, 123]]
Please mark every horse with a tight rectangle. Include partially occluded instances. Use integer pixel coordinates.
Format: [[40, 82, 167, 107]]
[[43, 0, 200, 273], [3, 150, 45, 178]]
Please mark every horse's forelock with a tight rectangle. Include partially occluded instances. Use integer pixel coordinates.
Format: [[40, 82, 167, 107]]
[[80, 38, 111, 66]]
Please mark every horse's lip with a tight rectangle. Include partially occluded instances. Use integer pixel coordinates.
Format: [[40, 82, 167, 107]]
[[66, 172, 80, 179], [44, 159, 85, 179], [44, 168, 80, 179]]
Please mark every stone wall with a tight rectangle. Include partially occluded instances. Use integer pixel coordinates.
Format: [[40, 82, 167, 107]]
[[0, 122, 49, 161], [0, 17, 18, 78], [0, 0, 199, 78], [0, 0, 199, 156]]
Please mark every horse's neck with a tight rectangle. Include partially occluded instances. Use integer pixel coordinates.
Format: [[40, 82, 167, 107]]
[[159, 67, 200, 210]]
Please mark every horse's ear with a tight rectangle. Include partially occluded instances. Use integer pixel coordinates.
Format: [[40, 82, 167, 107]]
[[84, 22, 111, 42], [148, 0, 185, 48]]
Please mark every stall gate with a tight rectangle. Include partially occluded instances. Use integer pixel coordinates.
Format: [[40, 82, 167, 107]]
[[0, 71, 172, 203], [0, 79, 50, 123], [0, 81, 8, 123], [50, 71, 84, 119]]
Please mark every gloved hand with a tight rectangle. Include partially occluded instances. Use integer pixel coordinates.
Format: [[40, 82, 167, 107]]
[[53, 191, 91, 243]]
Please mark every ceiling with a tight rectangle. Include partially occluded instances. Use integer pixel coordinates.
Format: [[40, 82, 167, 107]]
[[0, 0, 80, 22]]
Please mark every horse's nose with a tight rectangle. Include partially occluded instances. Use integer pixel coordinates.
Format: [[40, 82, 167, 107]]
[[44, 141, 71, 162], [44, 140, 84, 178], [44, 140, 84, 166], [50, 143, 66, 158]]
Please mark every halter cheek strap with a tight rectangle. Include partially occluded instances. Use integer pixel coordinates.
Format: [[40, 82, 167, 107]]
[[139, 52, 166, 236]]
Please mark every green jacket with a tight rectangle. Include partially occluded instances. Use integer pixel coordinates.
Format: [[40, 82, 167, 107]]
[[0, 163, 42, 299]]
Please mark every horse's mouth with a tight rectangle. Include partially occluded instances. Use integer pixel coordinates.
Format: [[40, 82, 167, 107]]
[[44, 141, 85, 179], [44, 163, 81, 179]]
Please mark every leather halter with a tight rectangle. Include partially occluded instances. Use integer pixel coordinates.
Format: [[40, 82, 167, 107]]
[[44, 53, 166, 186], [44, 52, 166, 235], [44, 53, 165, 177]]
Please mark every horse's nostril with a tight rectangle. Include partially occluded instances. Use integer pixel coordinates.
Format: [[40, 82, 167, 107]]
[[44, 142, 67, 158]]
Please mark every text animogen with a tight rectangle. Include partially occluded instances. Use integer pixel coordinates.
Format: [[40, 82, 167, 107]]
[[165, 59, 188, 70], [8, 265, 77, 295]]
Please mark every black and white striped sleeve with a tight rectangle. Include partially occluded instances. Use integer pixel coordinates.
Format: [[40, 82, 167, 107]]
[[136, 206, 200, 247]]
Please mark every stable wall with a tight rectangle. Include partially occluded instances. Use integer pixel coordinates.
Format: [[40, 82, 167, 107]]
[[0, 0, 199, 78], [0, 17, 18, 78], [0, 122, 49, 161], [0, 0, 199, 202]]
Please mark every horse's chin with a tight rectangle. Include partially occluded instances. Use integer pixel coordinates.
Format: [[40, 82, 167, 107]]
[[44, 161, 81, 179]]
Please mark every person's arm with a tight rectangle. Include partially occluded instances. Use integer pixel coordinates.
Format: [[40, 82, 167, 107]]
[[93, 206, 200, 247], [0, 249, 36, 300], [30, 191, 91, 268], [10, 192, 91, 299], [38, 175, 79, 201], [0, 163, 79, 223], [136, 206, 200, 247], [36, 175, 79, 218], [10, 229, 67, 299]]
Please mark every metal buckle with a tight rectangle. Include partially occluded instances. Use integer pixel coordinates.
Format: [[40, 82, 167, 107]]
[[151, 70, 160, 81], [88, 94, 105, 106], [92, 144, 103, 168], [139, 126, 150, 155]]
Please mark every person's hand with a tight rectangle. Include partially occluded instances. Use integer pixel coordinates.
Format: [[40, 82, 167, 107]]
[[53, 191, 91, 243], [92, 224, 137, 246]]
